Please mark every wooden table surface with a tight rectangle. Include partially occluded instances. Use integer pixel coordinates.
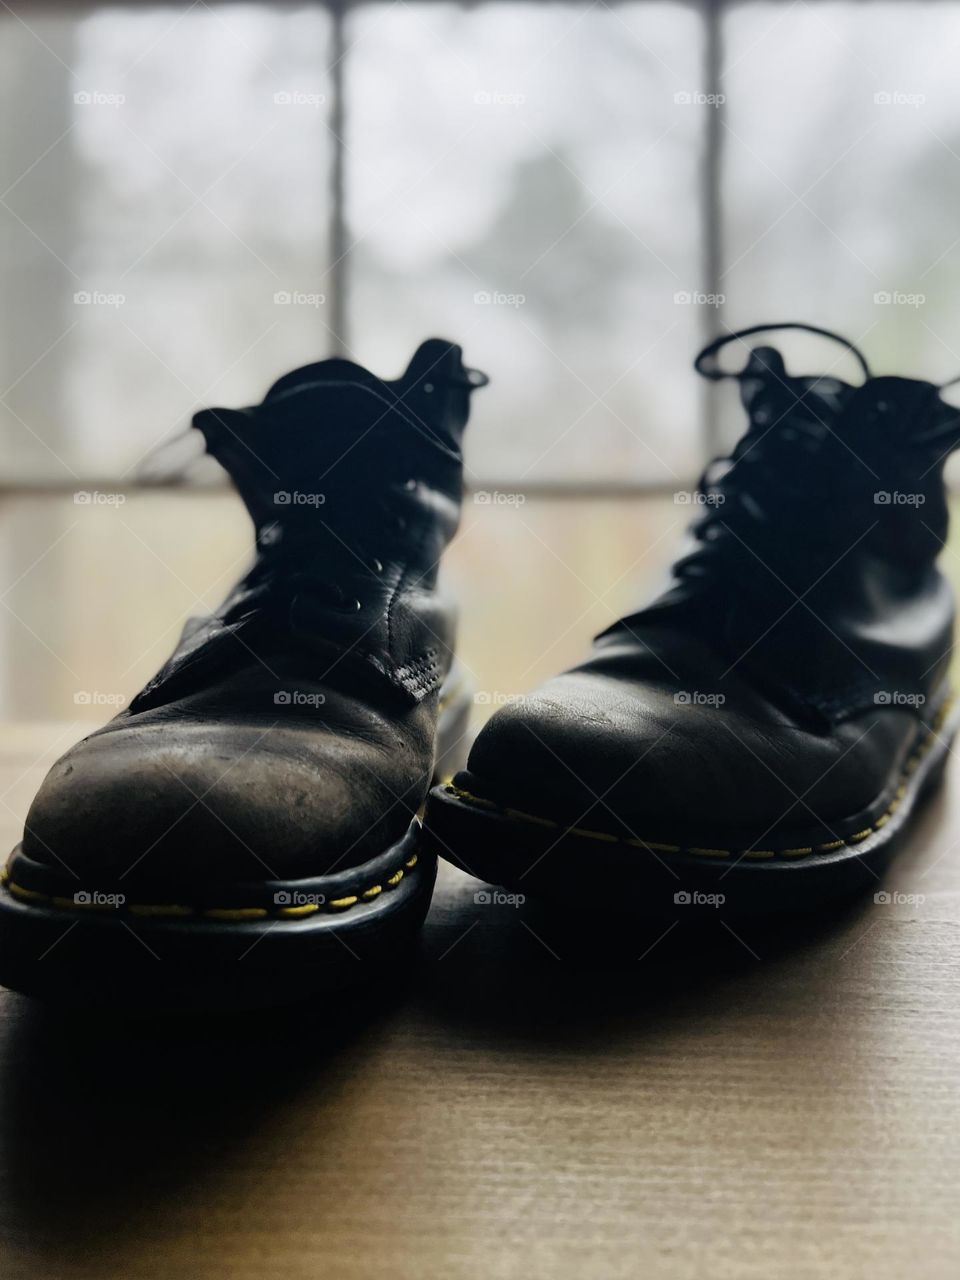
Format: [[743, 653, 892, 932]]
[[1, 723, 958, 1280]]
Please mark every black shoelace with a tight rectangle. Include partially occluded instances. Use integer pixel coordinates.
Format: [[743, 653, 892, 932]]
[[673, 322, 960, 583]]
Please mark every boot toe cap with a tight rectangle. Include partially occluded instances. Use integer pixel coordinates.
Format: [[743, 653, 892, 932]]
[[20, 718, 422, 886], [462, 671, 909, 843]]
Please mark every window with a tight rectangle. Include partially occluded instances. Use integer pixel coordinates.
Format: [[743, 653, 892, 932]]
[[3, 1, 960, 721], [5, 2, 958, 489], [2, 1, 705, 490]]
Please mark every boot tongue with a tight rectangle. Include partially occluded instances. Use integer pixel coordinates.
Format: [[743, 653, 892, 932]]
[[826, 376, 960, 488], [194, 339, 478, 530], [401, 337, 466, 384], [843, 376, 957, 440], [263, 338, 468, 403], [263, 356, 377, 403]]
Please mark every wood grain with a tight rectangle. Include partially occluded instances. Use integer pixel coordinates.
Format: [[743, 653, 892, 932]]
[[0, 723, 958, 1279]]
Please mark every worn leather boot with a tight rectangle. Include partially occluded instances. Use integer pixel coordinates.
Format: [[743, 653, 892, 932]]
[[0, 338, 486, 1007], [426, 323, 960, 918]]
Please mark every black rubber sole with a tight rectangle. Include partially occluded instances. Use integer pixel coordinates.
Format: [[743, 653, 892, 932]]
[[0, 675, 472, 1011], [422, 697, 958, 920], [0, 822, 435, 1011]]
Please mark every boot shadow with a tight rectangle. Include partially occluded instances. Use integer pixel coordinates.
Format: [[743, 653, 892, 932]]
[[0, 984, 399, 1272], [417, 767, 952, 1043], [415, 863, 878, 1046]]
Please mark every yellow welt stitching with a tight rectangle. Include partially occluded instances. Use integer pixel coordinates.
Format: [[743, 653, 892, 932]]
[[506, 809, 557, 828], [51, 895, 111, 912], [2, 850, 419, 924], [447, 784, 496, 809], [445, 691, 958, 861], [8, 881, 49, 904], [203, 907, 269, 921], [626, 839, 681, 853], [129, 904, 195, 918]]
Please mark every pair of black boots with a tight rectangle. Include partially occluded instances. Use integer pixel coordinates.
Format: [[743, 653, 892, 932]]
[[2, 323, 958, 1009]]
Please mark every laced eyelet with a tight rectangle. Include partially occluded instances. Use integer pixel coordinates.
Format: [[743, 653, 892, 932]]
[[369, 557, 384, 574]]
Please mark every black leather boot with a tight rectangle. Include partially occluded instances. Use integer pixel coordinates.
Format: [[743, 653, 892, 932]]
[[425, 323, 960, 918], [0, 339, 486, 1007]]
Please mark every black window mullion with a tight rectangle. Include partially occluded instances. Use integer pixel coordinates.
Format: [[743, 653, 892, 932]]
[[327, 0, 350, 355]]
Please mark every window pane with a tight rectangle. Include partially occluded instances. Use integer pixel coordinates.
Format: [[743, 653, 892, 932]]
[[346, 1, 706, 485], [0, 4, 332, 482], [723, 1, 960, 397]]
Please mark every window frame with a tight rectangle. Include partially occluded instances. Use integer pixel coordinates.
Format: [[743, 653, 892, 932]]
[[3, 0, 906, 499]]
